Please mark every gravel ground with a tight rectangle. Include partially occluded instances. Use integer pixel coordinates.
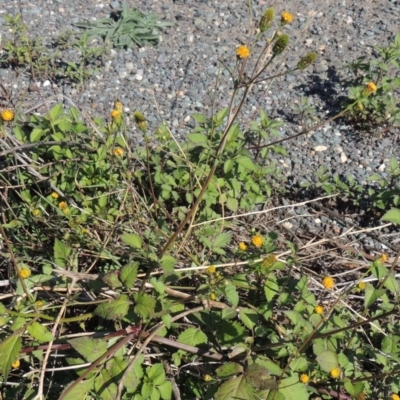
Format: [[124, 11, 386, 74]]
[[1, 0, 399, 206]]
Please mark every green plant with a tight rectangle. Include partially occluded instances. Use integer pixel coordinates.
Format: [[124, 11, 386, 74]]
[[73, 2, 174, 49], [2, 5, 400, 400], [342, 32, 400, 131]]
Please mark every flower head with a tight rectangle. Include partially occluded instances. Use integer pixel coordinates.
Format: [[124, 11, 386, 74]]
[[32, 208, 41, 217], [314, 305, 324, 315], [358, 281, 366, 290], [1, 109, 14, 122], [297, 52, 317, 70], [281, 11, 294, 25], [378, 253, 388, 263], [11, 359, 20, 369], [261, 254, 277, 270], [58, 201, 68, 211], [259, 8, 275, 32], [391, 394, 400, 400], [204, 374, 212, 382], [299, 374, 309, 383], [113, 147, 124, 157], [209, 292, 216, 300], [238, 242, 248, 251], [272, 34, 289, 55], [322, 276, 335, 290], [251, 235, 263, 248], [36, 300, 44, 307], [330, 367, 341, 379], [207, 265, 216, 274], [365, 82, 377, 94], [237, 45, 250, 59], [51, 191, 59, 199], [111, 109, 122, 120], [19, 267, 31, 279], [134, 111, 147, 133]]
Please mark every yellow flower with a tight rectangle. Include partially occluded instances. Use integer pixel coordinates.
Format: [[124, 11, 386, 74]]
[[236, 45, 250, 59], [281, 11, 294, 25], [32, 208, 41, 216], [58, 201, 68, 210], [209, 293, 216, 300], [358, 281, 366, 290], [261, 254, 277, 270], [204, 374, 212, 382], [238, 242, 248, 251], [36, 300, 44, 307], [378, 253, 388, 263], [314, 305, 324, 315], [81, 227, 89, 235], [51, 191, 59, 199], [1, 109, 14, 122], [11, 359, 20, 369], [365, 82, 377, 94], [330, 367, 341, 379], [391, 394, 400, 400], [207, 265, 216, 274], [251, 235, 263, 248], [113, 147, 124, 157], [299, 374, 309, 383], [111, 109, 122, 119], [322, 276, 335, 290], [19, 267, 31, 279]]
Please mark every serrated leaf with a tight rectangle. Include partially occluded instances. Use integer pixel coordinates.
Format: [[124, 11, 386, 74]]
[[121, 233, 142, 249], [235, 156, 257, 171], [221, 307, 237, 320], [54, 238, 72, 268], [177, 328, 208, 346], [133, 293, 156, 319], [150, 277, 165, 294], [216, 362, 243, 378], [213, 232, 232, 249], [344, 381, 364, 397], [68, 337, 107, 363], [94, 294, 130, 320], [30, 128, 45, 143], [191, 113, 206, 123], [364, 286, 385, 308], [147, 363, 166, 386], [279, 375, 309, 400], [0, 334, 22, 379], [160, 255, 176, 275], [120, 262, 138, 289], [383, 273, 400, 294], [59, 377, 95, 400], [224, 284, 239, 308], [290, 356, 308, 372], [158, 380, 172, 400], [381, 208, 400, 224], [94, 368, 117, 400], [239, 308, 258, 330], [27, 322, 54, 343], [217, 320, 246, 346], [215, 375, 253, 400], [246, 364, 277, 390], [316, 350, 338, 372], [226, 197, 238, 212], [187, 133, 208, 144], [48, 104, 63, 120]]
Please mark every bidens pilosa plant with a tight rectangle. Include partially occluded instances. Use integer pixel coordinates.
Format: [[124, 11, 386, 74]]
[[0, 5, 399, 400]]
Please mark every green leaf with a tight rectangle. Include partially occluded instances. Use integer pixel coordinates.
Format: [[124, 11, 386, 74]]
[[290, 356, 308, 372], [160, 255, 176, 275], [235, 156, 257, 171], [226, 197, 238, 212], [54, 238, 72, 268], [30, 128, 45, 143], [134, 293, 156, 319], [68, 337, 108, 363], [364, 286, 385, 308], [177, 328, 208, 346], [215, 375, 253, 400], [60, 377, 95, 400], [246, 364, 277, 390], [344, 381, 364, 397], [213, 232, 232, 249], [216, 362, 243, 378], [383, 273, 400, 294], [158, 380, 172, 400], [187, 133, 208, 144], [121, 233, 142, 249], [316, 350, 338, 372], [48, 104, 64, 120], [278, 375, 309, 400], [224, 284, 239, 308], [150, 277, 165, 294], [120, 262, 138, 289], [239, 308, 258, 330], [27, 322, 54, 343], [0, 334, 22, 379], [94, 294, 130, 320], [191, 113, 206, 123], [381, 208, 400, 224], [94, 368, 117, 400], [264, 275, 279, 302], [147, 363, 166, 386]]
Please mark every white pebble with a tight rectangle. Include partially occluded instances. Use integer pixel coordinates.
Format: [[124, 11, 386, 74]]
[[378, 164, 386, 172], [134, 74, 143, 81], [340, 152, 348, 162], [314, 145, 328, 152]]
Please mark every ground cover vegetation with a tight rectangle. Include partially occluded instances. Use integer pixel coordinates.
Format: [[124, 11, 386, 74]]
[[1, 2, 400, 400]]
